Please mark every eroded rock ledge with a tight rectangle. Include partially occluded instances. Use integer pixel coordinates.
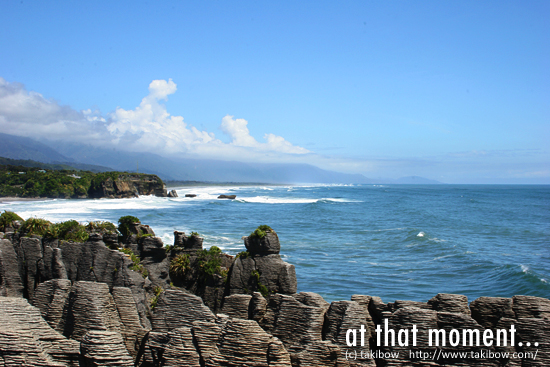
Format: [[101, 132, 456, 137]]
[[0, 222, 548, 366]]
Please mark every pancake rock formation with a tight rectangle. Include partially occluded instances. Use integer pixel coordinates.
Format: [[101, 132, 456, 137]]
[[0, 220, 548, 366]]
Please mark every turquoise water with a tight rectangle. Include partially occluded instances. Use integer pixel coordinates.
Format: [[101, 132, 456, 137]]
[[2, 184, 549, 303]]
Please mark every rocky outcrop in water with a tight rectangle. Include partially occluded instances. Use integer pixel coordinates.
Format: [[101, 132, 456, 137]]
[[87, 173, 168, 199], [217, 194, 236, 199], [0, 221, 549, 366], [0, 167, 168, 199]]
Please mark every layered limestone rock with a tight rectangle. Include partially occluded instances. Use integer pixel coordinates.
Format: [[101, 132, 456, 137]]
[[0, 296, 80, 366], [112, 286, 150, 359], [138, 236, 170, 289], [324, 300, 376, 366], [32, 278, 72, 330], [0, 238, 24, 297], [137, 328, 201, 367], [137, 318, 292, 367], [167, 232, 233, 313], [427, 293, 471, 315], [254, 292, 348, 366], [3, 232, 153, 330], [2, 220, 550, 367], [359, 293, 550, 367], [173, 231, 204, 253], [0, 328, 69, 367], [139, 290, 293, 366], [228, 230, 297, 297], [32, 280, 148, 361], [470, 296, 515, 328], [194, 318, 291, 367], [121, 222, 156, 251], [220, 293, 252, 319], [151, 289, 216, 332], [80, 330, 135, 366]]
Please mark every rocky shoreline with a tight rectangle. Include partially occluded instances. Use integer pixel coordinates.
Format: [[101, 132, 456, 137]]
[[0, 217, 548, 366], [0, 163, 172, 199]]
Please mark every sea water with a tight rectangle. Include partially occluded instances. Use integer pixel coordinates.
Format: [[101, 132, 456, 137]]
[[1, 184, 548, 303]]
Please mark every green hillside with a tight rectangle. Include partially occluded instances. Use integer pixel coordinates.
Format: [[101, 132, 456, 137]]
[[0, 157, 165, 198]]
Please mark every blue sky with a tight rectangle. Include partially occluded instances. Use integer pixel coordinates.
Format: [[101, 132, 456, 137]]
[[1, 0, 548, 183]]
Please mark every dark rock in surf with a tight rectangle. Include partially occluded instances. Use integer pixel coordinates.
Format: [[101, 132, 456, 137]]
[[217, 194, 236, 199]]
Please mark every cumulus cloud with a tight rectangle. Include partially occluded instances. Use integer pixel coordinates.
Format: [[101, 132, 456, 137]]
[[220, 115, 310, 154], [0, 77, 108, 144], [106, 78, 218, 154], [0, 77, 310, 160]]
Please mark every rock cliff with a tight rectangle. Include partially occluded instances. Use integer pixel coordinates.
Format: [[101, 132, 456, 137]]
[[87, 173, 168, 198], [0, 221, 548, 366], [0, 167, 168, 199]]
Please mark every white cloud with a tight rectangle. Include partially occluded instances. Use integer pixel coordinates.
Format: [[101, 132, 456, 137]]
[[220, 115, 258, 147], [0, 77, 108, 144], [220, 115, 310, 154], [106, 79, 218, 154], [0, 77, 310, 160], [264, 133, 310, 154]]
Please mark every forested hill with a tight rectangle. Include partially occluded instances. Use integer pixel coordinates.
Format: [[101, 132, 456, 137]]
[[0, 157, 167, 199]]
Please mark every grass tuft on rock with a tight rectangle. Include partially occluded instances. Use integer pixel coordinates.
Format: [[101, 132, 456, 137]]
[[86, 221, 118, 234], [249, 225, 273, 239], [197, 246, 223, 277], [0, 211, 23, 231], [49, 220, 89, 242], [150, 286, 163, 309], [119, 247, 148, 278], [236, 251, 250, 259], [170, 254, 190, 277], [118, 215, 140, 237], [20, 217, 52, 237]]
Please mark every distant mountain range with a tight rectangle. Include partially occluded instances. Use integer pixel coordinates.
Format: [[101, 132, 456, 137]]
[[0, 132, 442, 184]]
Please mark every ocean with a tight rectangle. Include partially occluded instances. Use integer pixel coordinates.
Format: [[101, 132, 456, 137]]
[[2, 184, 549, 303]]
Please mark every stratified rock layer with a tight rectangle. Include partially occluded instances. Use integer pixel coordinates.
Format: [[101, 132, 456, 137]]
[[1, 221, 549, 367], [0, 296, 80, 366]]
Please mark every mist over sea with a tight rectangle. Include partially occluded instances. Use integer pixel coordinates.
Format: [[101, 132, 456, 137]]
[[2, 184, 548, 303]]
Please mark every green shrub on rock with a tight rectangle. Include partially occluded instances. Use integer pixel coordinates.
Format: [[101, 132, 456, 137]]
[[119, 248, 148, 278], [170, 254, 190, 277], [20, 217, 52, 237], [50, 220, 89, 242], [118, 215, 140, 237], [85, 221, 118, 234], [0, 211, 23, 231], [150, 286, 163, 309], [236, 251, 250, 259], [197, 246, 223, 277], [249, 225, 273, 239], [250, 269, 269, 297]]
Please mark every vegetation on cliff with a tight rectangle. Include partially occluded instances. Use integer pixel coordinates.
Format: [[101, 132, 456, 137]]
[[249, 224, 273, 239], [118, 215, 141, 238], [0, 159, 165, 198], [119, 248, 149, 278], [169, 254, 190, 277], [13, 216, 90, 242], [1, 212, 124, 244], [197, 246, 225, 277], [0, 211, 23, 232]]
